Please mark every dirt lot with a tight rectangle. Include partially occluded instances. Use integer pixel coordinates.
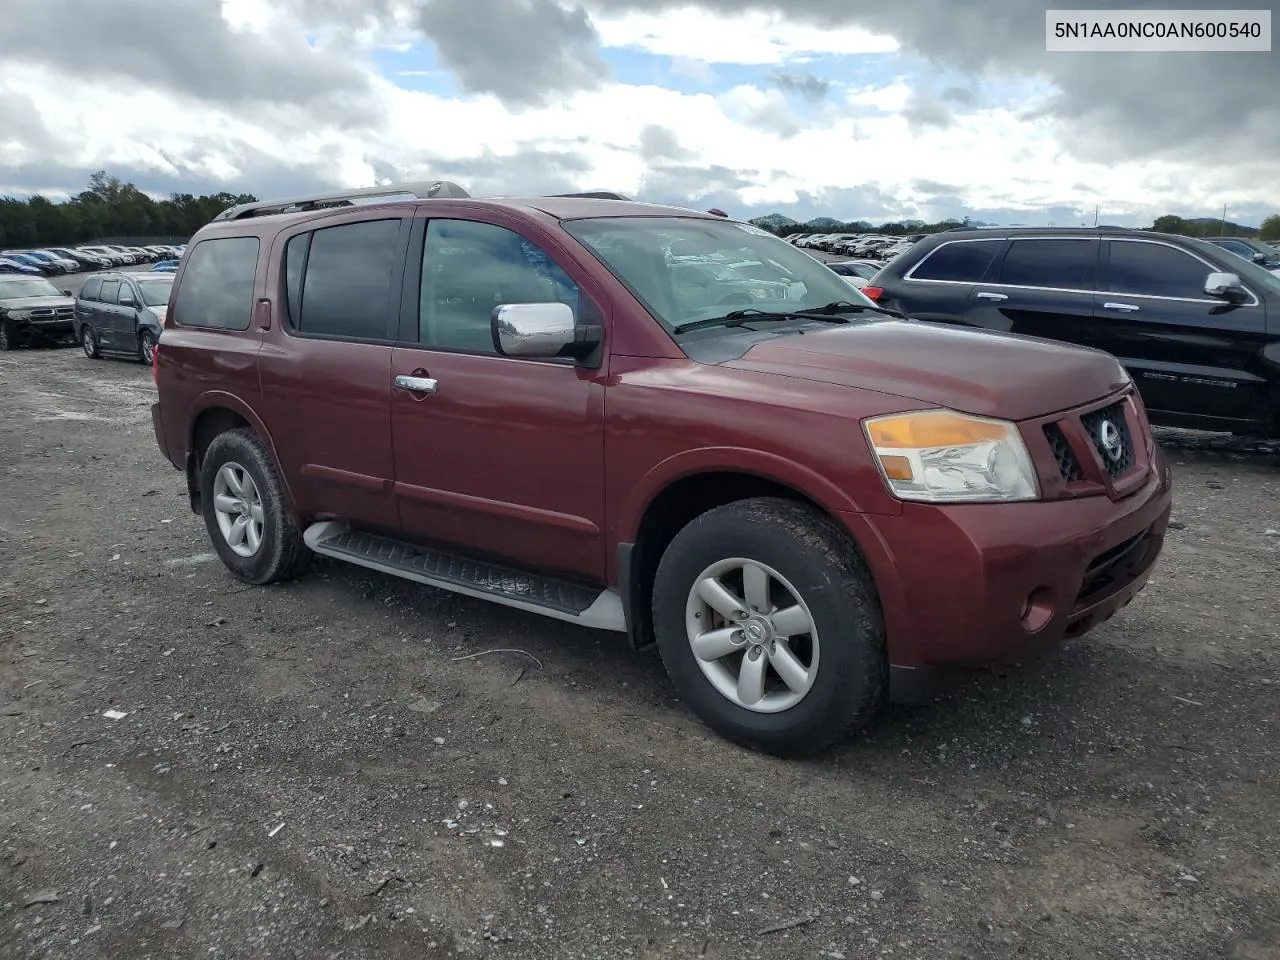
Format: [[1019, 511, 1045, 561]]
[[2, 347, 1278, 960]]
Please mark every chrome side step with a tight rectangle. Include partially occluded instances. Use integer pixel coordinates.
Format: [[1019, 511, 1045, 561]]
[[302, 521, 626, 632]]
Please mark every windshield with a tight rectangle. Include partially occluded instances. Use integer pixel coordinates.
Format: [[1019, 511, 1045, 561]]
[[0, 278, 63, 299], [563, 216, 878, 333], [137, 279, 173, 306]]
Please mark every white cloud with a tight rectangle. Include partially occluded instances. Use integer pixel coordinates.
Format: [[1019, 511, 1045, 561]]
[[1, 8, 1277, 227], [590, 6, 900, 64]]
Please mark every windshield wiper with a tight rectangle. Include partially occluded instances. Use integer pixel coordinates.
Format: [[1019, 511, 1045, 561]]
[[804, 299, 904, 319], [672, 300, 899, 334]]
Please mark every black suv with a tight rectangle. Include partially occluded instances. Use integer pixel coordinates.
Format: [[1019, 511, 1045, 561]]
[[0, 275, 76, 350], [864, 227, 1280, 438]]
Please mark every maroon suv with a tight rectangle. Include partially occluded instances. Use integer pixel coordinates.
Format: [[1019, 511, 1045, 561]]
[[151, 181, 1173, 756]]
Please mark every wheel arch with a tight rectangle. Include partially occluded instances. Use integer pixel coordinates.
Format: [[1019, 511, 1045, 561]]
[[186, 394, 294, 515], [617, 456, 875, 652]]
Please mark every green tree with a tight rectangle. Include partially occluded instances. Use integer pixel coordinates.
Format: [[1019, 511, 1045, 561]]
[[0, 172, 257, 246], [1260, 215, 1280, 242]]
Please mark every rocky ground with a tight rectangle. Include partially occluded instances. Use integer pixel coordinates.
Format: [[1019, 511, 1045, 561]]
[[1, 345, 1278, 960]]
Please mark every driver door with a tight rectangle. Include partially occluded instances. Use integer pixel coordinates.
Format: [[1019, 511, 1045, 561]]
[[389, 213, 609, 581], [1099, 238, 1269, 423]]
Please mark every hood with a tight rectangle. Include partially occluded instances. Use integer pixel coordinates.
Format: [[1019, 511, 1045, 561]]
[[0, 295, 75, 311], [725, 318, 1130, 421]]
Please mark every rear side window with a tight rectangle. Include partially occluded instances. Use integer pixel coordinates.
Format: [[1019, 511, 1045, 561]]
[[1108, 241, 1211, 300], [171, 237, 260, 330], [908, 240, 1002, 282], [285, 219, 400, 340], [998, 239, 1097, 290], [80, 277, 102, 301], [100, 280, 121, 304]]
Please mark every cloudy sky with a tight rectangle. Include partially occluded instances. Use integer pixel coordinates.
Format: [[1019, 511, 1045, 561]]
[[1, 0, 1277, 226]]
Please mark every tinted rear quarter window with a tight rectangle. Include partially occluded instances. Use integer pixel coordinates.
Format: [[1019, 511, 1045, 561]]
[[171, 236, 260, 330], [286, 219, 400, 339], [1108, 241, 1211, 300], [80, 277, 102, 301], [908, 240, 1003, 282], [998, 239, 1097, 289]]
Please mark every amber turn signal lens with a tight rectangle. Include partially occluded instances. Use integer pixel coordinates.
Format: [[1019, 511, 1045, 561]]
[[878, 454, 913, 481], [866, 410, 1010, 449]]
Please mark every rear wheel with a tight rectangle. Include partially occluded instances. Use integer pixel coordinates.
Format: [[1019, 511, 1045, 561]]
[[199, 428, 312, 585], [81, 325, 100, 359], [651, 497, 887, 757]]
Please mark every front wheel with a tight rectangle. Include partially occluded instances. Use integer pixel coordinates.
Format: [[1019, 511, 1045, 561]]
[[137, 329, 157, 365], [651, 497, 887, 757], [199, 428, 312, 585], [0, 321, 15, 351]]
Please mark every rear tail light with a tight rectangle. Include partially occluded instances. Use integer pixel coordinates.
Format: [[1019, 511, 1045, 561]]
[[152, 343, 160, 384], [861, 285, 884, 301]]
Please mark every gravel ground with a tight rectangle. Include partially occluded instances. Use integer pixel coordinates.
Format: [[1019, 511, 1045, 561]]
[[1, 347, 1278, 960]]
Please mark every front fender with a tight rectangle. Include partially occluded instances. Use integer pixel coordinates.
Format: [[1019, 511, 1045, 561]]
[[617, 444, 896, 545]]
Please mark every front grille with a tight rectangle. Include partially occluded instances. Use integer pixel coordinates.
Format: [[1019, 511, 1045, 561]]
[[1041, 397, 1142, 485], [1042, 422, 1084, 482], [29, 307, 73, 319], [1079, 401, 1135, 479]]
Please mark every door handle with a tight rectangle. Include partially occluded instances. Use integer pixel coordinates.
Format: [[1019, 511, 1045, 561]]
[[1102, 302, 1140, 313], [976, 291, 1008, 301], [394, 374, 438, 394]]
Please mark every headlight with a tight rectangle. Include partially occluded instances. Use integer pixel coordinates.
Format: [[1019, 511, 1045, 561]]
[[863, 409, 1039, 503]]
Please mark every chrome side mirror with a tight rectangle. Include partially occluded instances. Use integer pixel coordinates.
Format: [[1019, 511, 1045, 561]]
[[1204, 271, 1246, 301], [491, 302, 584, 358]]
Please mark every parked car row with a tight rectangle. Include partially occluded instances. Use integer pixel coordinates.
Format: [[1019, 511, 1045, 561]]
[[0, 243, 185, 276], [0, 269, 174, 354], [790, 232, 930, 261]]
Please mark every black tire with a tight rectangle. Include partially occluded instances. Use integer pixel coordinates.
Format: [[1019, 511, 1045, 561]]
[[651, 497, 887, 757], [81, 325, 100, 359], [137, 329, 157, 366], [199, 428, 312, 585], [0, 320, 15, 351]]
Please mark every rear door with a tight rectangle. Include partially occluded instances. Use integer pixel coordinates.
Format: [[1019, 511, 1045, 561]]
[[970, 236, 1100, 341], [1099, 237, 1270, 424], [255, 212, 409, 532], [880, 237, 1007, 322]]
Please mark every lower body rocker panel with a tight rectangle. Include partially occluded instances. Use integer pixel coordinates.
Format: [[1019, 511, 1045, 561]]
[[302, 521, 626, 632]]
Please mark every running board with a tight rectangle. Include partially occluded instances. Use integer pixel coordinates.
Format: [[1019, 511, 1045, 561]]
[[302, 521, 626, 632]]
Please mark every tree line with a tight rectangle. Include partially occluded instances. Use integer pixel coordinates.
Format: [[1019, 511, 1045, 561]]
[[2, 171, 1277, 247], [766, 213, 1280, 241], [0, 172, 255, 248]]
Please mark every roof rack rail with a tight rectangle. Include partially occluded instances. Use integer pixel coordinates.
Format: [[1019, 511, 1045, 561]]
[[212, 180, 472, 221], [546, 191, 632, 201]]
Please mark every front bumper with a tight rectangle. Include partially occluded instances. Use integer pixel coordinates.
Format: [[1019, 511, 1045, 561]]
[[11, 317, 74, 337], [842, 445, 1173, 679]]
